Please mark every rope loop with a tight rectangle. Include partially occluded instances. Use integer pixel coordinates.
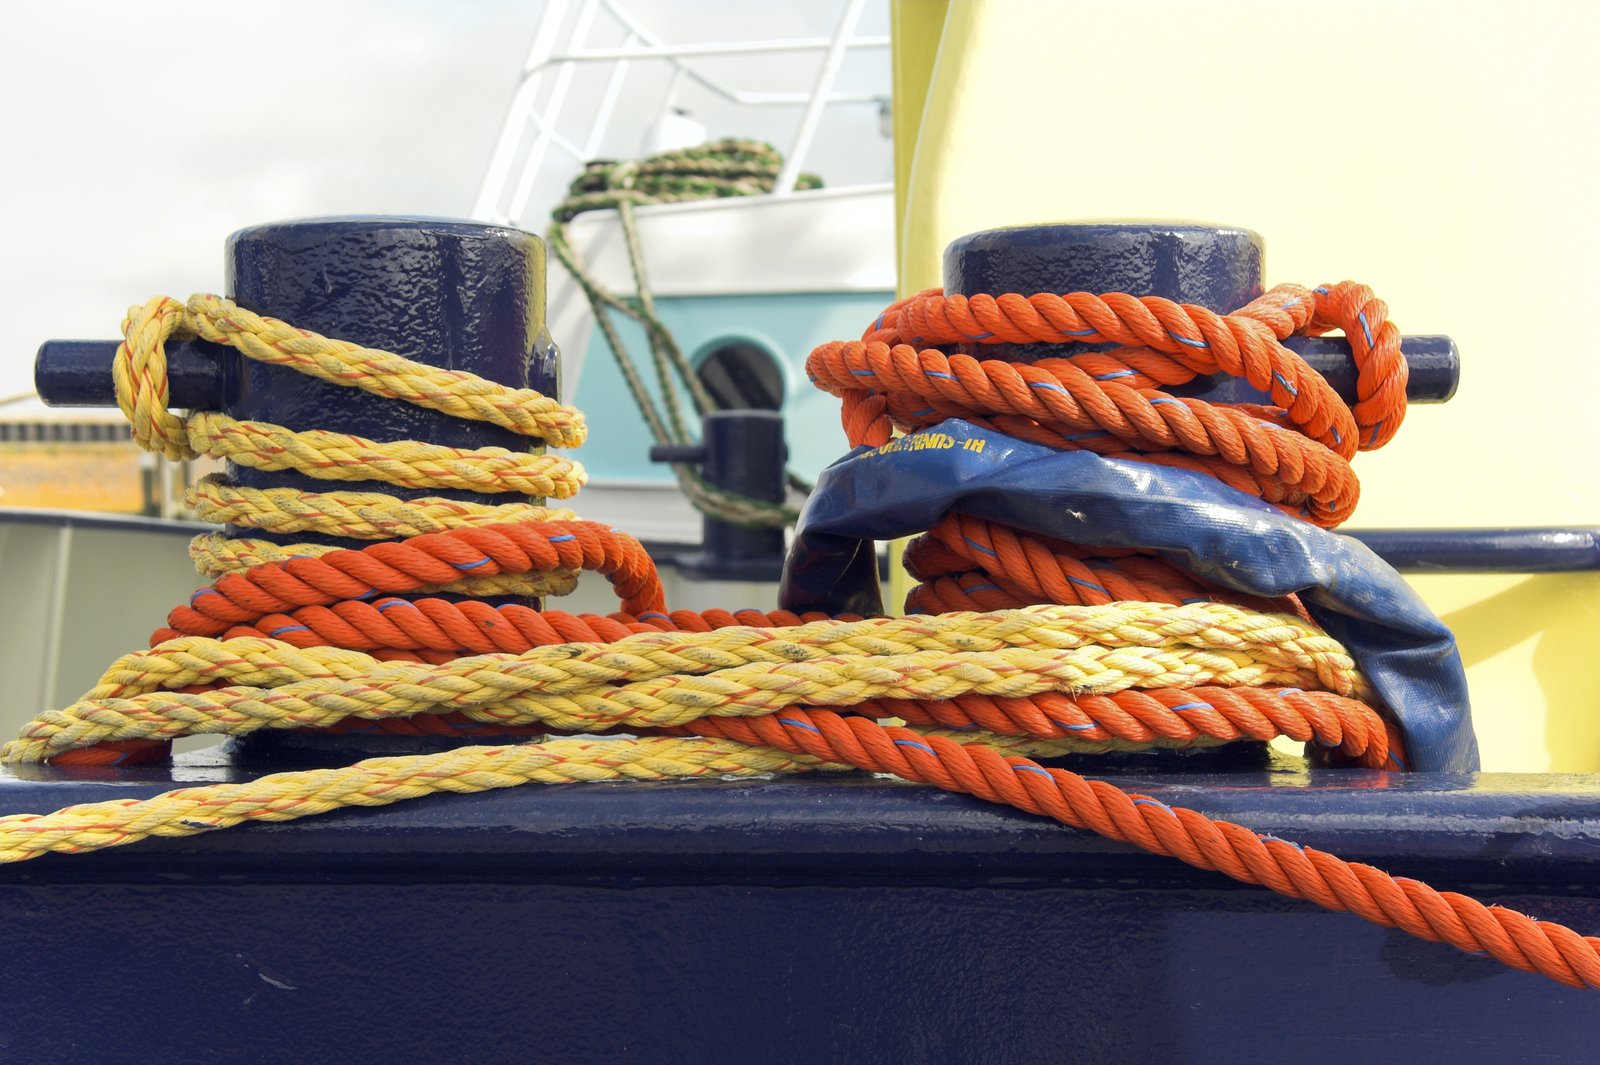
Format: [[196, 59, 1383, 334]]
[[110, 292, 590, 584], [115, 294, 587, 455], [114, 295, 192, 459]]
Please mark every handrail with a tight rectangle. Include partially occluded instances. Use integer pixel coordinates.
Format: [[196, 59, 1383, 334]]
[[544, 38, 890, 63], [473, 0, 890, 225], [774, 0, 868, 195], [505, 0, 601, 221]]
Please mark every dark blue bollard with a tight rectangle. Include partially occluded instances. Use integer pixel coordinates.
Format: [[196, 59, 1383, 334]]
[[649, 410, 789, 581], [33, 217, 559, 764], [946, 222, 1268, 347], [943, 222, 1460, 407], [33, 216, 559, 552]]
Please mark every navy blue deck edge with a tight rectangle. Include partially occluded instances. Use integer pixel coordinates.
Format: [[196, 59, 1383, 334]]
[[2, 756, 1597, 887]]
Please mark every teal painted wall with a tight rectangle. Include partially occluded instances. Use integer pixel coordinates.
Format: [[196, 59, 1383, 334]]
[[563, 291, 892, 483]]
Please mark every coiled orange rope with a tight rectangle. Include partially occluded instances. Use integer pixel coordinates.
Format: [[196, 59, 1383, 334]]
[[901, 512, 1299, 617], [807, 281, 1404, 612], [810, 282, 1401, 527], [152, 519, 665, 641]]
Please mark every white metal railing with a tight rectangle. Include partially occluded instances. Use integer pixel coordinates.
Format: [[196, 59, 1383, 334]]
[[472, 0, 887, 226]]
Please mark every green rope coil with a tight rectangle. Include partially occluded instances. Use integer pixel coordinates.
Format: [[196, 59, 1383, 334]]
[[548, 139, 821, 529]]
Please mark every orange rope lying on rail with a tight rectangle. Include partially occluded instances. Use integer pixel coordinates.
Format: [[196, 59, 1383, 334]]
[[153, 519, 665, 642], [325, 683, 1399, 772], [683, 711, 1600, 991]]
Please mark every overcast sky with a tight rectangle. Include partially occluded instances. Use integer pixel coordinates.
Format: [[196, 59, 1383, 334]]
[[0, 0, 892, 402]]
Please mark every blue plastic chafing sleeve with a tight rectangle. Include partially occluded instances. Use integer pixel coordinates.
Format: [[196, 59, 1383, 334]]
[[779, 420, 1476, 772]]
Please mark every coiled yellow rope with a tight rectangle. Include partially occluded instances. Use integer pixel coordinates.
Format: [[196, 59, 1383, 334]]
[[116, 293, 588, 582], [5, 602, 1360, 764], [119, 294, 586, 456], [187, 478, 579, 540]]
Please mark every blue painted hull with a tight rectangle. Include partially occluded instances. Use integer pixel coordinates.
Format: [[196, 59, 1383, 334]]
[[4, 758, 1597, 1062]]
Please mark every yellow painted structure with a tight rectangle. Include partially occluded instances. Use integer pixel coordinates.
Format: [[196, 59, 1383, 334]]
[[889, 0, 1600, 771], [0, 443, 146, 512]]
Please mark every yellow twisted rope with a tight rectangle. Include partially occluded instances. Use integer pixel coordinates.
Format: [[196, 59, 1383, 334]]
[[187, 476, 579, 540], [117, 294, 587, 456], [113, 294, 588, 580], [4, 603, 1361, 764], [86, 602, 1359, 700], [183, 415, 586, 495], [0, 731, 1182, 865]]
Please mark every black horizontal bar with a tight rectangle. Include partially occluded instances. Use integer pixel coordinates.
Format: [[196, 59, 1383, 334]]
[[37, 334, 1460, 411], [1346, 527, 1600, 573], [35, 338, 229, 409], [1285, 334, 1457, 403]]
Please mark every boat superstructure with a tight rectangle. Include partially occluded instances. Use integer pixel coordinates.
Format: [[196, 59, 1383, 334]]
[[471, 0, 895, 545]]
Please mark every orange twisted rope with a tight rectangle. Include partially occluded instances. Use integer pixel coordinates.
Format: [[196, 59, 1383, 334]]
[[890, 281, 1404, 450], [864, 687, 1400, 770], [807, 280, 1404, 613], [315, 683, 1398, 772], [808, 281, 1404, 527], [901, 512, 1298, 617], [682, 711, 1598, 991]]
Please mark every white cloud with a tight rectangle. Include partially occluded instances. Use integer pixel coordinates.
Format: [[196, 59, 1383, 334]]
[[1, 0, 890, 399], [1, 0, 535, 396]]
